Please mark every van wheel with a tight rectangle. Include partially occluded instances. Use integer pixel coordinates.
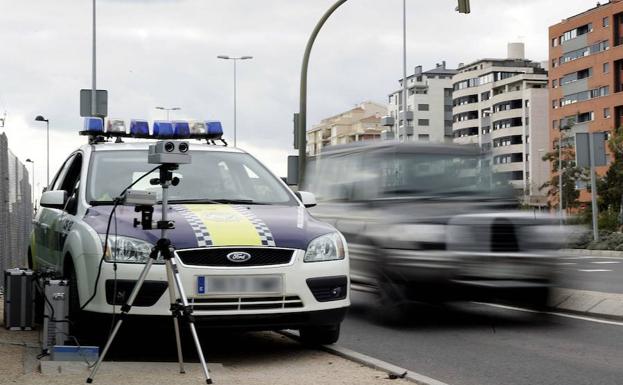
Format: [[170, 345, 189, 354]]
[[299, 324, 341, 345]]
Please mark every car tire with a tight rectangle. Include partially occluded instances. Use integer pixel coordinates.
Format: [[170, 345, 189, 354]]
[[299, 324, 341, 345], [66, 263, 87, 338]]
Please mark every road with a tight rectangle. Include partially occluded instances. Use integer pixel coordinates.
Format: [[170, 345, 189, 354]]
[[339, 291, 623, 385], [557, 254, 623, 294]]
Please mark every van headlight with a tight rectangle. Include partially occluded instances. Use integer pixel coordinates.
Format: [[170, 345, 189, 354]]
[[304, 233, 345, 262], [99, 235, 160, 264]]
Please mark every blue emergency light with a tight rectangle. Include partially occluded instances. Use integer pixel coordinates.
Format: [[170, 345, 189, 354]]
[[153, 121, 174, 138], [206, 121, 223, 139], [79, 117, 104, 135], [130, 119, 150, 138], [172, 121, 190, 138]]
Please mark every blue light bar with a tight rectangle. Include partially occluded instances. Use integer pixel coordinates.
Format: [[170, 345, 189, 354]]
[[153, 120, 174, 138], [206, 121, 223, 139], [130, 119, 150, 137], [79, 117, 104, 136], [172, 121, 190, 138]]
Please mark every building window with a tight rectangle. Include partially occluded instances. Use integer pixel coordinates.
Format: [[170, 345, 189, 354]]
[[418, 134, 430, 141], [603, 16, 609, 27], [481, 91, 491, 101], [418, 104, 429, 111], [552, 79, 558, 88], [552, 37, 558, 47], [418, 119, 430, 126], [415, 89, 428, 94], [604, 62, 610, 73], [552, 100, 558, 109], [552, 58, 558, 68], [604, 107, 611, 118]]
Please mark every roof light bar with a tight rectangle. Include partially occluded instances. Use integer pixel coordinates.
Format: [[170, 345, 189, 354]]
[[206, 121, 223, 139], [107, 119, 127, 135]]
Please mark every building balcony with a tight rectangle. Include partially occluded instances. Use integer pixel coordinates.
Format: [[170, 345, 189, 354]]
[[490, 89, 523, 105], [490, 125, 523, 140], [491, 108, 523, 122], [452, 103, 479, 115], [492, 162, 523, 173], [491, 143, 524, 156], [453, 135, 479, 145], [453, 118, 480, 131]]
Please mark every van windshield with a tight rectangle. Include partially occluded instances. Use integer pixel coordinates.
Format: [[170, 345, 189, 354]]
[[87, 150, 297, 206]]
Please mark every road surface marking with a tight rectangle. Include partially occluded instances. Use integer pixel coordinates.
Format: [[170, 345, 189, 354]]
[[477, 302, 623, 326], [591, 261, 620, 264], [578, 269, 612, 272]]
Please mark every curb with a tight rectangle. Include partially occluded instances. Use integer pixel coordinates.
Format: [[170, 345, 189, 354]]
[[279, 331, 449, 385], [559, 249, 623, 258], [550, 288, 623, 320]]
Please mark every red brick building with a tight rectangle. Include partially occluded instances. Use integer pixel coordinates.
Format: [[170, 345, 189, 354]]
[[549, 0, 623, 204]]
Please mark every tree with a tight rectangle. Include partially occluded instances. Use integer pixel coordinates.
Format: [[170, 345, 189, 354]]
[[539, 139, 588, 210], [595, 126, 623, 229]]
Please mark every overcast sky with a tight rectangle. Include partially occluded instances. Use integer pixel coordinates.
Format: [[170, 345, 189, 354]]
[[0, 0, 594, 194]]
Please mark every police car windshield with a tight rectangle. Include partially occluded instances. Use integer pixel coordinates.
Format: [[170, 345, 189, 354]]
[[87, 150, 297, 206]]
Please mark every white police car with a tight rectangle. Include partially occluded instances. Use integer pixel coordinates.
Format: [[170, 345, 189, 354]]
[[29, 118, 349, 344]]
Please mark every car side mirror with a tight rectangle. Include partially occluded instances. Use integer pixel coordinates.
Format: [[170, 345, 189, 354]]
[[40, 190, 67, 209], [296, 191, 317, 208]]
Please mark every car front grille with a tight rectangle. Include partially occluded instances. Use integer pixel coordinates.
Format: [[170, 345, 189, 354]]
[[189, 295, 304, 311], [176, 248, 294, 267]]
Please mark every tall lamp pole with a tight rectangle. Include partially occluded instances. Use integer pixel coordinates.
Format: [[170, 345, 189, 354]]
[[92, 0, 97, 116], [34, 116, 49, 187], [217, 55, 253, 147], [401, 0, 407, 143], [26, 159, 35, 211], [155, 106, 181, 121]]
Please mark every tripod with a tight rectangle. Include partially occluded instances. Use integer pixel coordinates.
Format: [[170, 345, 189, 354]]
[[87, 164, 212, 384]]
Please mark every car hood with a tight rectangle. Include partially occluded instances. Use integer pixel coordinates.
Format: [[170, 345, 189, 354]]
[[84, 204, 336, 250]]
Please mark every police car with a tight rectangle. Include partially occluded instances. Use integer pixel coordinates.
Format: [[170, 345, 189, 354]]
[[29, 118, 349, 344]]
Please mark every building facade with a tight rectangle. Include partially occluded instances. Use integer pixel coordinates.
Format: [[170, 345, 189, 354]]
[[549, 0, 623, 201], [0, 132, 32, 279], [307, 101, 387, 156], [451, 43, 550, 203], [387, 62, 457, 143]]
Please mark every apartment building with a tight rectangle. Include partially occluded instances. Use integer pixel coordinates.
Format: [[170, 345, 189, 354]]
[[387, 62, 456, 142], [306, 101, 387, 156], [451, 43, 549, 204], [549, 0, 623, 199]]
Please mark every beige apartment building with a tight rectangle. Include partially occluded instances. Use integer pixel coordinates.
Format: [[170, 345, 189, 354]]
[[306, 101, 387, 156], [451, 43, 550, 204]]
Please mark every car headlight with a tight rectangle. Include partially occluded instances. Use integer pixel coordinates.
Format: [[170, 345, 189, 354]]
[[99, 234, 160, 264], [304, 233, 345, 263]]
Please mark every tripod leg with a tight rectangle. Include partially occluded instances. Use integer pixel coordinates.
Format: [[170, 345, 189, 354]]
[[169, 256, 212, 384], [165, 259, 186, 374], [87, 258, 156, 383]]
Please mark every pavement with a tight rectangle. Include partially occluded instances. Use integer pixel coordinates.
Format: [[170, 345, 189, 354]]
[[0, 300, 408, 385]]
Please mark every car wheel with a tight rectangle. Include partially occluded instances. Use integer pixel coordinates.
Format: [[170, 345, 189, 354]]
[[67, 264, 86, 338], [299, 324, 341, 345]]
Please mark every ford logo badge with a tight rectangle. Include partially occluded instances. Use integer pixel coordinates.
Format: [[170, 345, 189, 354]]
[[226, 251, 252, 263]]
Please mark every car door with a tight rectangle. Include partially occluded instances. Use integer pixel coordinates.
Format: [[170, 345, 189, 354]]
[[33, 154, 76, 271], [50, 153, 83, 272]]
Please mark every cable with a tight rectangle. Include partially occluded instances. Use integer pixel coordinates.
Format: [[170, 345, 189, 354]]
[[79, 165, 161, 311]]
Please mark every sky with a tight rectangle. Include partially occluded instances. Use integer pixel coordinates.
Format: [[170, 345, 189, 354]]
[[0, 0, 596, 196]]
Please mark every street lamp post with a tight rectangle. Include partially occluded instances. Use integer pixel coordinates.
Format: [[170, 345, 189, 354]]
[[34, 115, 50, 187], [26, 159, 35, 211], [155, 106, 181, 121], [217, 55, 253, 147]]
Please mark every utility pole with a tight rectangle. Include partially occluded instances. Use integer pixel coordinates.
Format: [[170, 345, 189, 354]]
[[91, 0, 97, 116]]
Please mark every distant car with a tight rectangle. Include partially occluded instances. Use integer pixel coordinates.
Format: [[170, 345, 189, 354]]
[[29, 133, 349, 345], [304, 141, 563, 312]]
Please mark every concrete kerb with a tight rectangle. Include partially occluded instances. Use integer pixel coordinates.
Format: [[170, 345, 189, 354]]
[[551, 288, 623, 320], [279, 331, 449, 385], [559, 249, 623, 258]]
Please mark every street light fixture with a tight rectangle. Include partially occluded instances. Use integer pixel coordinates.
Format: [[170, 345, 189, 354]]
[[155, 106, 181, 121], [217, 55, 254, 147], [34, 115, 50, 187]]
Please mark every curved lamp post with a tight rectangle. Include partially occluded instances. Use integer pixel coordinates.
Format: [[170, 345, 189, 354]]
[[34, 115, 50, 187]]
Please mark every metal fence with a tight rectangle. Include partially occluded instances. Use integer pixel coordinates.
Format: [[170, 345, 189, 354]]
[[0, 132, 32, 282]]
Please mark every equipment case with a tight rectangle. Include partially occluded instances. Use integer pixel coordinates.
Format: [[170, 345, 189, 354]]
[[3, 268, 35, 330], [41, 279, 70, 353]]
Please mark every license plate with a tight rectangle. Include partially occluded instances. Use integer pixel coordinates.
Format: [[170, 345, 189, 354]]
[[196, 275, 283, 295]]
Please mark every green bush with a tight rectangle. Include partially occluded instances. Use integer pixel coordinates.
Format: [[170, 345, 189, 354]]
[[587, 231, 623, 250]]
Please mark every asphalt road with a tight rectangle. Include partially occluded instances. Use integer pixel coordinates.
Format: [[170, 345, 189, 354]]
[[339, 291, 623, 385], [557, 254, 623, 294]]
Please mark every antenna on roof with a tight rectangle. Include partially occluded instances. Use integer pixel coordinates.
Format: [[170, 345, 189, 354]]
[[0, 111, 6, 128]]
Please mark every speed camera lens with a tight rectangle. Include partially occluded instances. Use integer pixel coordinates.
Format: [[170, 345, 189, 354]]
[[179, 142, 189, 153], [164, 142, 175, 152]]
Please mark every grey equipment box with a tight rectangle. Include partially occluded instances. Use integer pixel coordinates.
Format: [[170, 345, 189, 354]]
[[3, 268, 35, 330], [41, 279, 70, 353]]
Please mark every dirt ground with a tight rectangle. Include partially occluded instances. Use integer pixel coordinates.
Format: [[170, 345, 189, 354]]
[[0, 298, 407, 385]]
